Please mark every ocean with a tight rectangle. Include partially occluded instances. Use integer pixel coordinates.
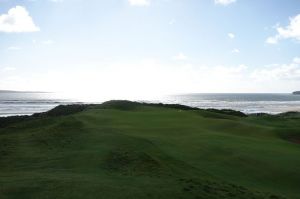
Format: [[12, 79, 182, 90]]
[[1, 92, 300, 117], [161, 93, 300, 114], [0, 92, 73, 117]]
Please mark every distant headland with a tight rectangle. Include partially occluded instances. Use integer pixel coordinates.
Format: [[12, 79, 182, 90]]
[[293, 91, 300, 95]]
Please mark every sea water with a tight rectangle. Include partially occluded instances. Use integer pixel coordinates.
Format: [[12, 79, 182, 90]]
[[161, 93, 300, 114], [0, 92, 73, 117], [1, 92, 300, 116]]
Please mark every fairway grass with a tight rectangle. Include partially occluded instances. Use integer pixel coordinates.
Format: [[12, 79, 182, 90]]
[[0, 101, 300, 199]]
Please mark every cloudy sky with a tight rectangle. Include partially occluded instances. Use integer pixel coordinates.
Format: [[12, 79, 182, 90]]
[[0, 0, 300, 99]]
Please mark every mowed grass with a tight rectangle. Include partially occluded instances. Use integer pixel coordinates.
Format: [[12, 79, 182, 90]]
[[0, 101, 300, 199]]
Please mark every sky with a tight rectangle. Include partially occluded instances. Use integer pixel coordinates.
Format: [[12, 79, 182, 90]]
[[0, 0, 300, 100]]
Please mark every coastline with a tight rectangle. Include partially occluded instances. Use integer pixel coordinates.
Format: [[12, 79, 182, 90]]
[[1, 100, 300, 120], [2, 93, 300, 116]]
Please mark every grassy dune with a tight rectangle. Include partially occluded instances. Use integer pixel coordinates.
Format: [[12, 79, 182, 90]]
[[0, 101, 300, 199]]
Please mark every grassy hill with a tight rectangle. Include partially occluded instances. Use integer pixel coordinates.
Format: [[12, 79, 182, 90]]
[[0, 100, 300, 199]]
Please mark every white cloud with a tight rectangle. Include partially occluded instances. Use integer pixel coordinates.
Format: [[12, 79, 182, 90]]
[[173, 53, 188, 61], [251, 57, 300, 81], [214, 0, 236, 6], [3, 57, 300, 95], [42, 40, 54, 45], [2, 67, 16, 72], [0, 6, 40, 33], [208, 64, 247, 79], [293, 57, 300, 64], [232, 48, 240, 53], [7, 46, 21, 50], [228, 33, 235, 39], [266, 36, 279, 44], [27, 0, 63, 2], [31, 39, 54, 45], [266, 14, 300, 44], [128, 0, 150, 6]]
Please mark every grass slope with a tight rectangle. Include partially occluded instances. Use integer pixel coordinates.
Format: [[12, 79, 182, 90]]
[[0, 100, 300, 199]]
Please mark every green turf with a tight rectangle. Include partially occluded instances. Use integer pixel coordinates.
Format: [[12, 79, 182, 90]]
[[0, 100, 300, 199]]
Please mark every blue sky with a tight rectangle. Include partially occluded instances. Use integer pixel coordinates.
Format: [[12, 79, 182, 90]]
[[1, 0, 300, 100]]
